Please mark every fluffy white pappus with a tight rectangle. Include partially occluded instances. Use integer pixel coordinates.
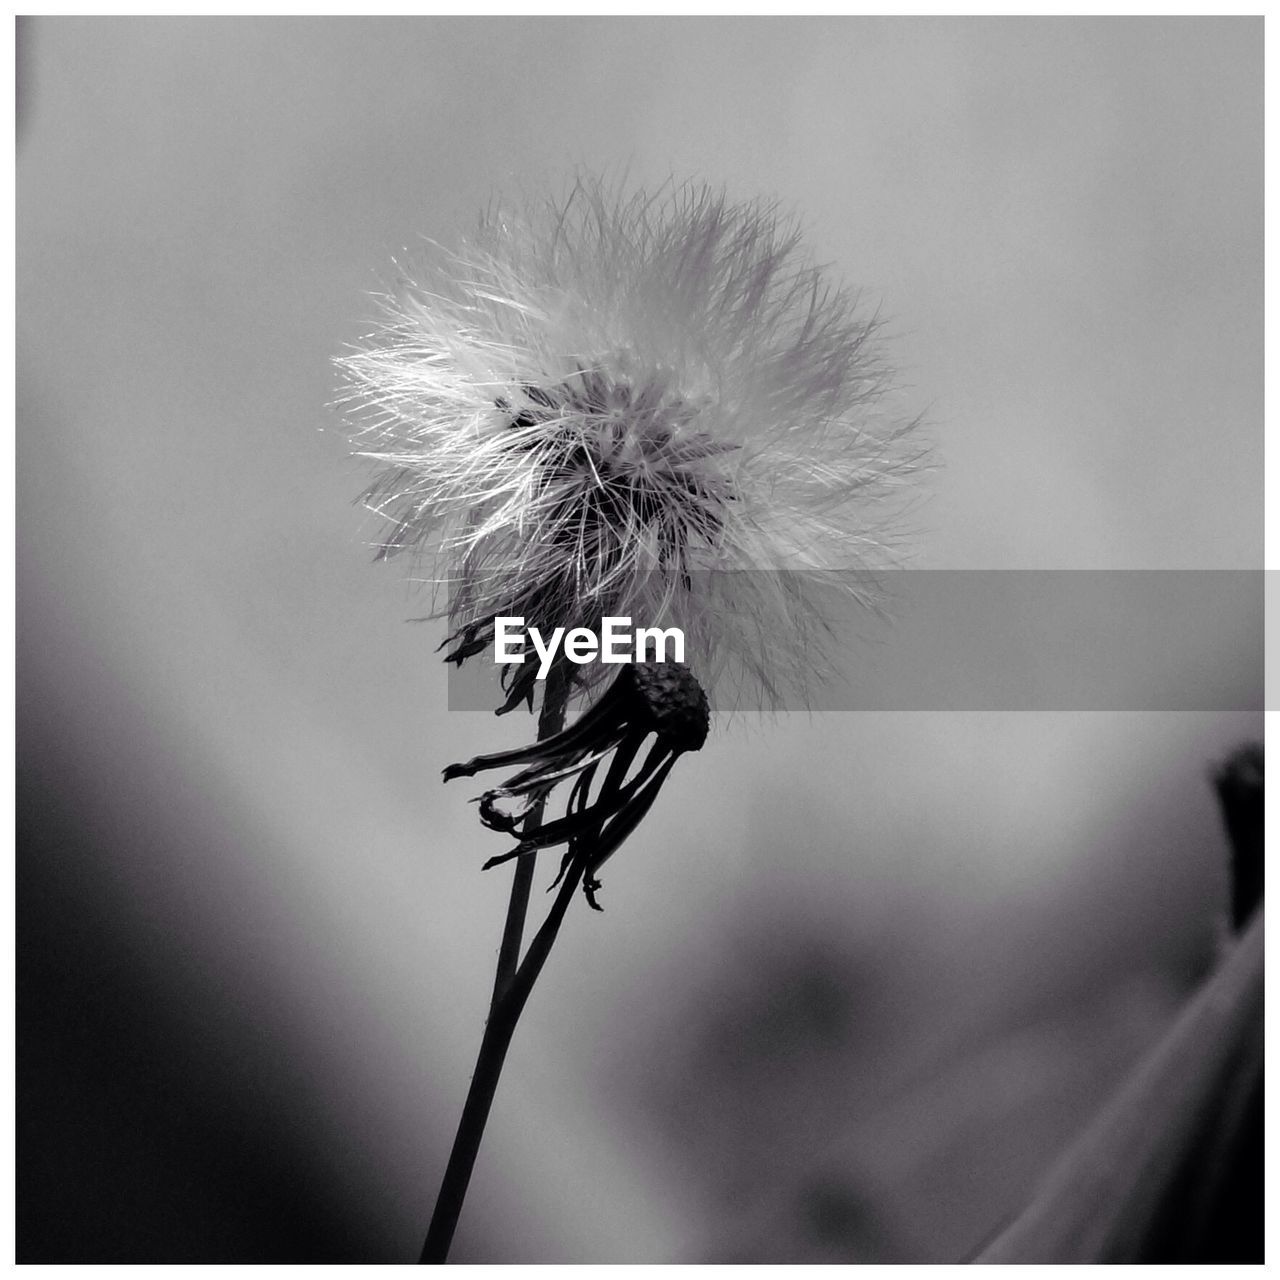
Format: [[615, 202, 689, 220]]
[[336, 176, 925, 712]]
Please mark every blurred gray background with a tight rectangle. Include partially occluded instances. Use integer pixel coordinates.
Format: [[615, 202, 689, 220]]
[[17, 17, 1261, 1263]]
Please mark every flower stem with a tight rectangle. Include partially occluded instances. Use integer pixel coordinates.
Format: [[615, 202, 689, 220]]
[[419, 670, 571, 1264]]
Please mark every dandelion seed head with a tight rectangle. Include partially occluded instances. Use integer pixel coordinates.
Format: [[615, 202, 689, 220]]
[[337, 175, 925, 710]]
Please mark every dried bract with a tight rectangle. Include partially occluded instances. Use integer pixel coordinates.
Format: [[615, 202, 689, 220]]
[[445, 662, 710, 908]]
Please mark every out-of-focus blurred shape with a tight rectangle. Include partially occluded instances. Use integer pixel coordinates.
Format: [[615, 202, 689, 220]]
[[1214, 742, 1263, 932], [973, 907, 1262, 1262], [974, 746, 1263, 1264]]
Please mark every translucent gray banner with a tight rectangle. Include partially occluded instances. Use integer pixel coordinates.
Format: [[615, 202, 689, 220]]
[[445, 571, 1263, 712]]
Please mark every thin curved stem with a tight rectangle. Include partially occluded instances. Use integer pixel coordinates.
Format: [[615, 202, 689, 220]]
[[419, 667, 570, 1264], [490, 666, 569, 1003]]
